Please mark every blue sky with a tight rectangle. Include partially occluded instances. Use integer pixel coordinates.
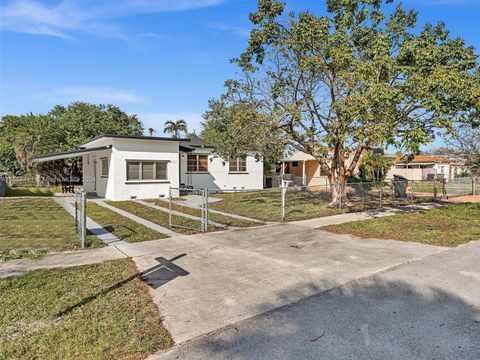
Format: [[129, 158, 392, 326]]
[[0, 0, 479, 148]]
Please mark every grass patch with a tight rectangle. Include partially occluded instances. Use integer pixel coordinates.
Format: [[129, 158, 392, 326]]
[[146, 199, 261, 227], [209, 188, 436, 222], [0, 199, 103, 259], [209, 189, 339, 222], [0, 249, 48, 262], [105, 201, 209, 235], [0, 259, 172, 359], [88, 202, 168, 242], [322, 203, 480, 247], [6, 185, 62, 197]]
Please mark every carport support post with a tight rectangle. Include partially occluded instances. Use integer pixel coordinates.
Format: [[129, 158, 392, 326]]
[[281, 183, 286, 221]]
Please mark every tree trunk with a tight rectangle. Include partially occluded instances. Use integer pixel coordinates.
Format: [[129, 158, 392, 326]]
[[328, 171, 349, 208]]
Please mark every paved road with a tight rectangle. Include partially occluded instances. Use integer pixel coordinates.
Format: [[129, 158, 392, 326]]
[[154, 239, 480, 360]]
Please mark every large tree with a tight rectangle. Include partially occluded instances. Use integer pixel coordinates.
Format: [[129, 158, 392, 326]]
[[208, 0, 480, 204], [202, 99, 284, 173], [444, 124, 480, 176], [0, 102, 143, 175]]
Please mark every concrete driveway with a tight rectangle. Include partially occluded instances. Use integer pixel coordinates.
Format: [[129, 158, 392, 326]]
[[155, 238, 480, 360], [116, 223, 447, 344]]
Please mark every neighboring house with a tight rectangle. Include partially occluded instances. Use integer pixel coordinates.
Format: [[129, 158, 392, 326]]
[[385, 156, 454, 181], [34, 134, 264, 200], [278, 150, 359, 187]]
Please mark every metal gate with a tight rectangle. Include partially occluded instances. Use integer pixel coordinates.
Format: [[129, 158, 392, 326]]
[[169, 187, 209, 232], [74, 189, 87, 248]]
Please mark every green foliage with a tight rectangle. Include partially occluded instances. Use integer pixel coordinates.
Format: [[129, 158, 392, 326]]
[[0, 102, 143, 175], [218, 0, 480, 200], [163, 119, 188, 138], [358, 150, 393, 182], [202, 99, 284, 173]]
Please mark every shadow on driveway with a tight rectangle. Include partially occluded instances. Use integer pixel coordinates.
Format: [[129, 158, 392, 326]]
[[157, 277, 480, 360]]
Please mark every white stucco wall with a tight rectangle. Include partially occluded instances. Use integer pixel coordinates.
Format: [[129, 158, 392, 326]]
[[110, 138, 180, 201], [80, 136, 263, 200], [82, 148, 113, 198], [180, 148, 264, 190]]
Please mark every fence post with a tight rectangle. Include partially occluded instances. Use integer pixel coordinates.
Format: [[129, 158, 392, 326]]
[[204, 188, 209, 232], [433, 177, 438, 201], [80, 189, 87, 249], [168, 186, 172, 227], [472, 177, 476, 196]]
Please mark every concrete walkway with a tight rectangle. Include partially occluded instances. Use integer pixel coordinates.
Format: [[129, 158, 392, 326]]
[[55, 197, 127, 246], [291, 202, 443, 228], [0, 246, 127, 278], [91, 199, 179, 237]]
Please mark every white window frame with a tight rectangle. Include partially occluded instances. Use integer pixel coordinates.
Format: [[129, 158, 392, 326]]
[[100, 157, 109, 178], [126, 160, 169, 182], [187, 154, 209, 173], [229, 157, 247, 173]]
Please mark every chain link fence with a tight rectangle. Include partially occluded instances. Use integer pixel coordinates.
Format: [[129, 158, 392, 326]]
[[168, 187, 208, 232], [1, 175, 83, 197], [0, 188, 88, 261], [167, 177, 478, 229]]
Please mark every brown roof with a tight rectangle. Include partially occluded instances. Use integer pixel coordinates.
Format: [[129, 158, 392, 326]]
[[395, 156, 451, 164]]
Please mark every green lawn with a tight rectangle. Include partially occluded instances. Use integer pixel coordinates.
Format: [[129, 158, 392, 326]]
[[146, 199, 261, 227], [0, 199, 103, 261], [209, 189, 341, 222], [322, 203, 480, 247], [410, 180, 479, 196], [87, 202, 168, 242], [6, 185, 62, 197], [106, 201, 211, 235], [0, 259, 172, 360]]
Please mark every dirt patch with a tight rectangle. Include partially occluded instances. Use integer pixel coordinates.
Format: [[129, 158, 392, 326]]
[[446, 195, 480, 203]]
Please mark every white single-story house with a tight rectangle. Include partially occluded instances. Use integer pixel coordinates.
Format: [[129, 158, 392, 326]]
[[34, 134, 264, 200], [385, 156, 453, 181]]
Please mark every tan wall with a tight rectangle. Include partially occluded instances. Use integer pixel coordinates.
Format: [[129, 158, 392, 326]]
[[386, 168, 423, 181]]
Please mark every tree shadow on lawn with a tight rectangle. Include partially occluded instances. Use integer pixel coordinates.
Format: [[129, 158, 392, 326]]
[[167, 278, 480, 360], [54, 254, 189, 318]]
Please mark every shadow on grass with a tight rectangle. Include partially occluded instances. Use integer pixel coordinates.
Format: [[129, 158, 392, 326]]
[[55, 254, 189, 318]]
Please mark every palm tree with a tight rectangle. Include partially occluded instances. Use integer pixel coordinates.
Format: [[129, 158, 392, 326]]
[[148, 128, 155, 137], [163, 119, 188, 138]]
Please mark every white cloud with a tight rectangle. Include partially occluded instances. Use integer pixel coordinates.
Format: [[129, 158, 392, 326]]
[[207, 22, 251, 37], [0, 0, 228, 39], [137, 111, 204, 135], [36, 86, 143, 103]]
